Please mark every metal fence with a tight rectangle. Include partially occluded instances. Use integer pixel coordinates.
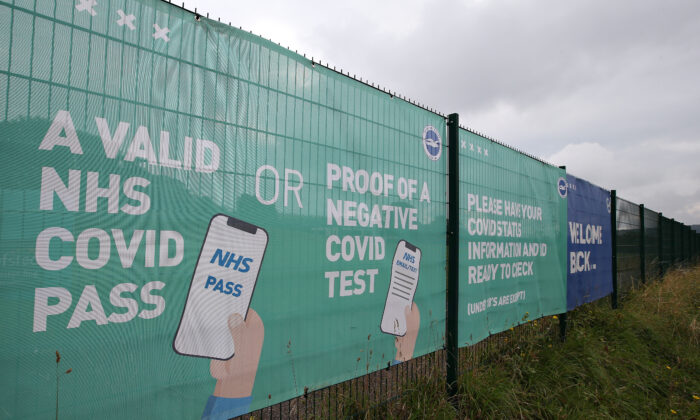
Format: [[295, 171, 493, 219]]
[[615, 196, 642, 297], [612, 196, 700, 299], [233, 349, 447, 419], [1, 0, 698, 417], [643, 206, 658, 280], [235, 193, 699, 419]]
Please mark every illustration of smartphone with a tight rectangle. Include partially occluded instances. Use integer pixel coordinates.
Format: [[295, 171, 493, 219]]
[[380, 240, 421, 336], [173, 214, 268, 360]]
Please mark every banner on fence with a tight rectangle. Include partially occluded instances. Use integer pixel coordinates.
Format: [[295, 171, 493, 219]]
[[566, 174, 612, 310], [457, 129, 567, 346], [0, 1, 447, 418]]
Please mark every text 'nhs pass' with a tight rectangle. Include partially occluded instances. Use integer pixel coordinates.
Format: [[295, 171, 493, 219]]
[[204, 249, 253, 297]]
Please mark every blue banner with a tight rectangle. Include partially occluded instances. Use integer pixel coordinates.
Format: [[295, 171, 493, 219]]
[[566, 174, 613, 310]]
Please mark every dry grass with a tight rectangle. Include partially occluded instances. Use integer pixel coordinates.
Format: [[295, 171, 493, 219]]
[[376, 265, 700, 419], [243, 265, 699, 419]]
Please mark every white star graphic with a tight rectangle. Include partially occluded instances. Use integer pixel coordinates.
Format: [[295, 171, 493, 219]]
[[461, 140, 466, 149], [484, 148, 488, 156], [117, 9, 136, 30], [469, 143, 474, 151], [153, 23, 170, 42], [477, 145, 482, 154], [75, 0, 97, 16]]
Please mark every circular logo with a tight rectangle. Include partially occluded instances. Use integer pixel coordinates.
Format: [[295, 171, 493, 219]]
[[422, 126, 442, 161], [557, 177, 567, 198]]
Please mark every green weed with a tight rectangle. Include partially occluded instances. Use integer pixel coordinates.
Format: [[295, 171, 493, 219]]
[[371, 266, 699, 419]]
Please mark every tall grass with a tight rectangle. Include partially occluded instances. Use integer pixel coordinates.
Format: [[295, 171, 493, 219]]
[[367, 266, 699, 419]]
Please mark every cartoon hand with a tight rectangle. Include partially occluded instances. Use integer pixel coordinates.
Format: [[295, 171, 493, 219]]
[[209, 309, 264, 398], [394, 302, 419, 362]]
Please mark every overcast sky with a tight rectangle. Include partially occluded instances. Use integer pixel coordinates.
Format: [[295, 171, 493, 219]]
[[187, 0, 700, 225]]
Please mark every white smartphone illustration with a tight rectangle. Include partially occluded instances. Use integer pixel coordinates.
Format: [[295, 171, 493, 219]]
[[173, 214, 268, 360], [380, 240, 421, 336]]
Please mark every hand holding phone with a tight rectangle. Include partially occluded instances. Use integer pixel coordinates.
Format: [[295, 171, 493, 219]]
[[174, 214, 268, 360], [380, 240, 421, 336], [209, 309, 264, 398], [394, 302, 420, 362]]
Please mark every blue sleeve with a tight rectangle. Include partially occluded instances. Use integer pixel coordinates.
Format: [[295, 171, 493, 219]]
[[391, 359, 400, 366], [201, 395, 252, 420]]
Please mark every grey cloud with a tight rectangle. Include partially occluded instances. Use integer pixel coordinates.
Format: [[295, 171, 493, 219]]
[[548, 141, 700, 223], [191, 0, 700, 223]]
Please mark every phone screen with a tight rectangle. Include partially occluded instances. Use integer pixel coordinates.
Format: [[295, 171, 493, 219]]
[[173, 214, 268, 360], [380, 240, 421, 336]]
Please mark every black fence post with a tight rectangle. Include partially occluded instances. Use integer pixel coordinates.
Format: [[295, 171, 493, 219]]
[[446, 113, 460, 401], [558, 312, 568, 342], [558, 166, 568, 340], [639, 204, 645, 284], [680, 224, 685, 264], [611, 190, 618, 309], [670, 218, 676, 268], [658, 212, 663, 277], [689, 227, 693, 262], [676, 221, 679, 264], [688, 225, 695, 262]]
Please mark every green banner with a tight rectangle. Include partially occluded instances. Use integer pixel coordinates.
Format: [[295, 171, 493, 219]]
[[0, 0, 447, 418], [458, 129, 567, 345]]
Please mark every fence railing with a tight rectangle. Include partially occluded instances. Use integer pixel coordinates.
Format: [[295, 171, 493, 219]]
[[234, 192, 699, 420], [1, 1, 699, 418]]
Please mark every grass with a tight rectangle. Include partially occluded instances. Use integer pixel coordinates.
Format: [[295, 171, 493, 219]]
[[367, 265, 700, 419]]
